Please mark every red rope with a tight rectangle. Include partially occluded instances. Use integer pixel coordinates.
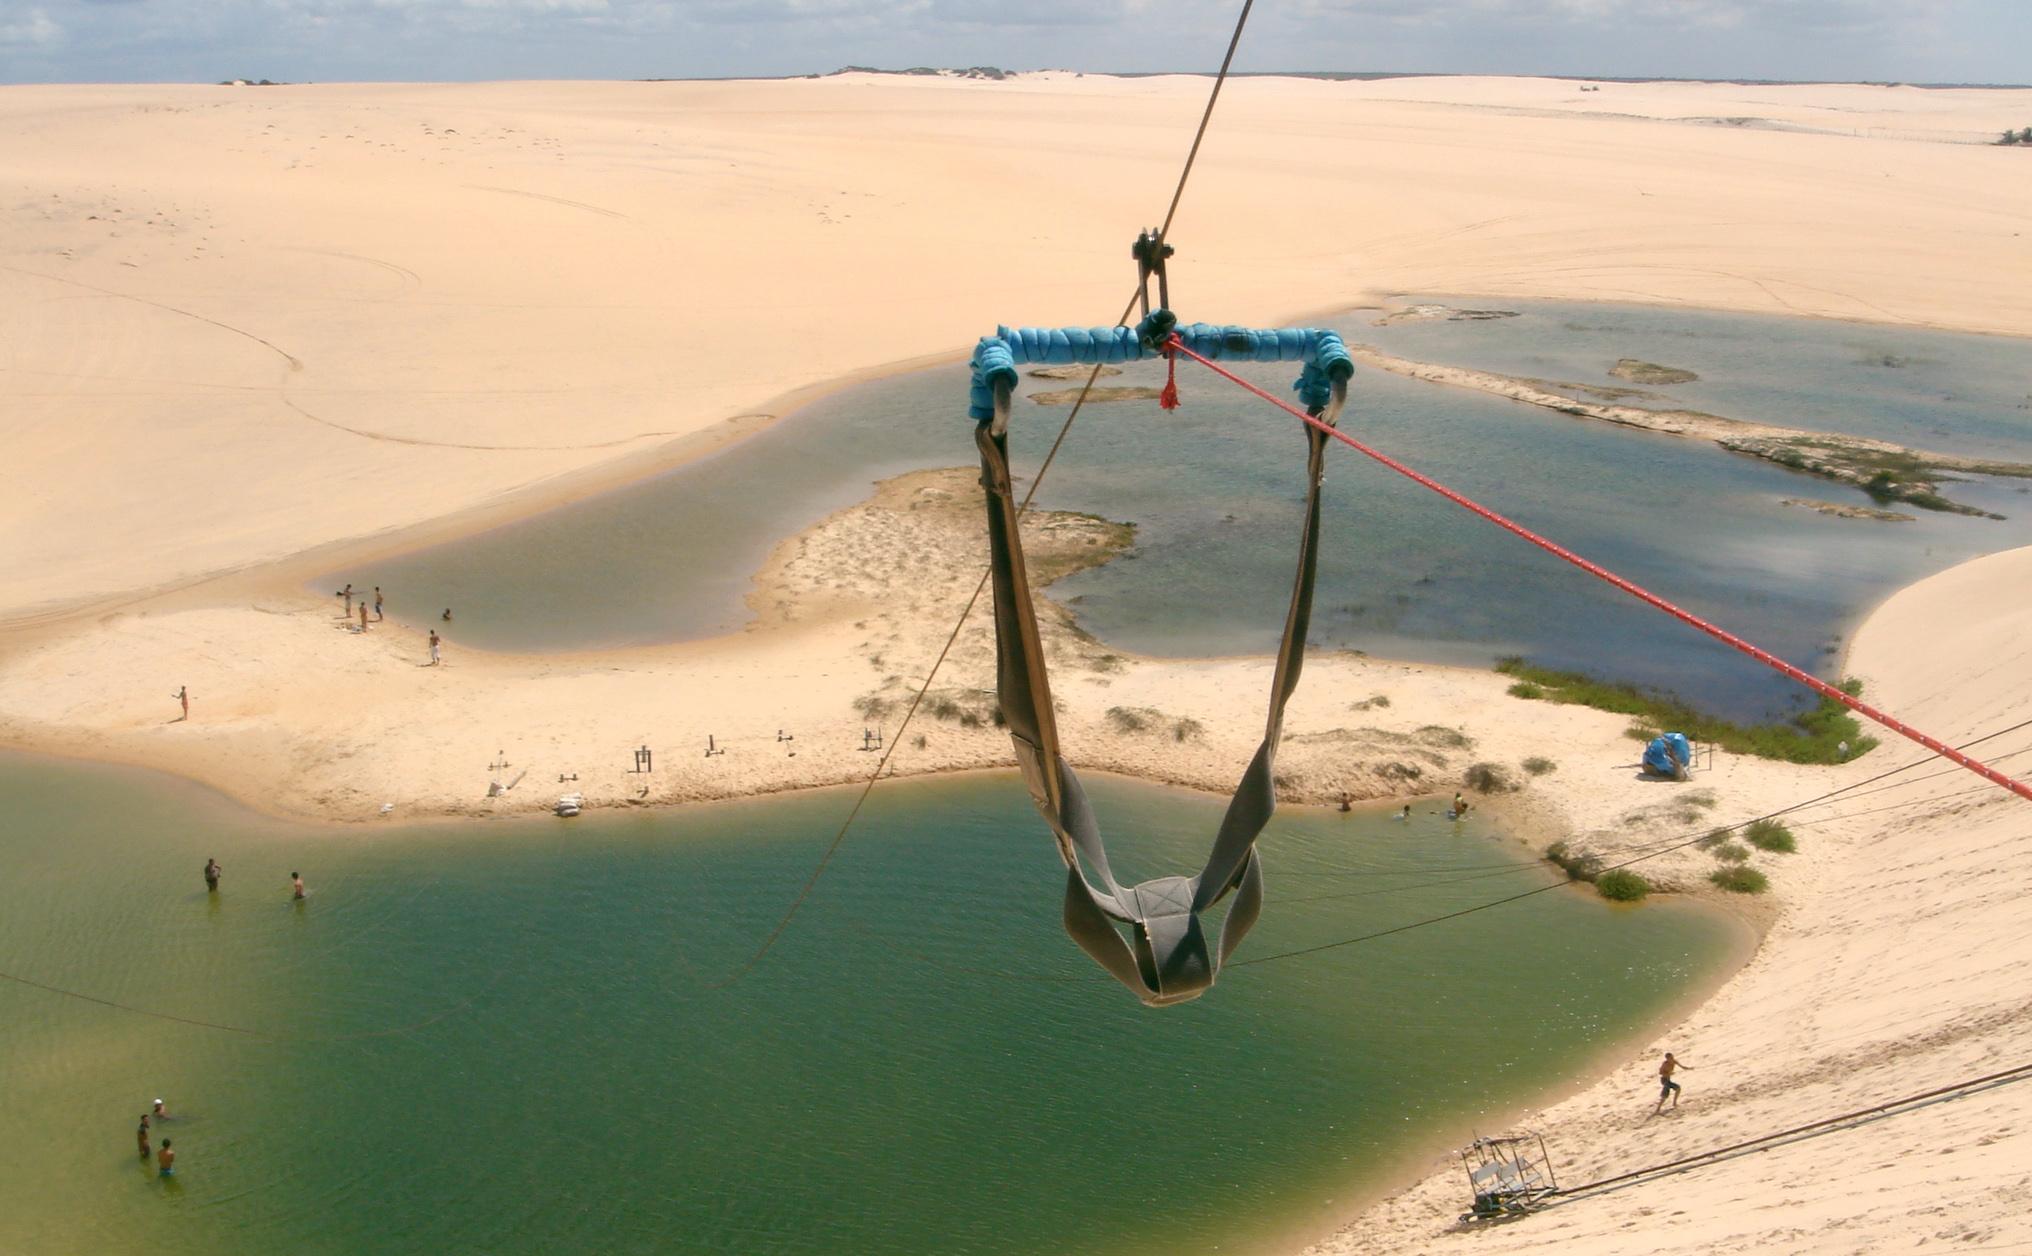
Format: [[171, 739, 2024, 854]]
[[1167, 335, 2032, 805]]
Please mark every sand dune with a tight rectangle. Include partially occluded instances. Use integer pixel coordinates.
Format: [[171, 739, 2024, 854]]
[[4, 75, 2030, 621]]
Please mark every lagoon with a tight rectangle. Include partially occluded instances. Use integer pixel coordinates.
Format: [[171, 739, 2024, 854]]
[[0, 753, 1736, 1256], [348, 302, 2032, 722]]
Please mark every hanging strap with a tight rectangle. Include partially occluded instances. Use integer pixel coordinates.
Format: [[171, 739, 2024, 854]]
[[973, 343, 1347, 1005]]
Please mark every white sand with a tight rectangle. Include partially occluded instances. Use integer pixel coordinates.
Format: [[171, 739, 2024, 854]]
[[3, 74, 2031, 1253], [4, 76, 2031, 621]]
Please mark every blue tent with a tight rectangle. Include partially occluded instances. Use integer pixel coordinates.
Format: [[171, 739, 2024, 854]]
[[1643, 732, 1693, 779]]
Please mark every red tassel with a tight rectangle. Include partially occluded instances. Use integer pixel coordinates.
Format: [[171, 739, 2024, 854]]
[[1159, 352, 1180, 411]]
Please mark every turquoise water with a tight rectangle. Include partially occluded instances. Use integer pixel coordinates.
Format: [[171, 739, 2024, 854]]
[[345, 303, 2032, 721], [1, 753, 1737, 1255]]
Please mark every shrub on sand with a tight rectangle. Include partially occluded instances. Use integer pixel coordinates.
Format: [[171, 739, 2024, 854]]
[[1710, 866, 1769, 894], [1594, 869, 1650, 902], [1743, 819, 1796, 853], [1521, 756, 1557, 776], [1709, 841, 1752, 864]]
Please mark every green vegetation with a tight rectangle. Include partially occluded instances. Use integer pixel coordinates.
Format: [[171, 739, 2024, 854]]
[[1545, 841, 1601, 883], [923, 688, 1001, 729], [2000, 127, 2032, 145], [1743, 818, 1797, 853], [1521, 756, 1557, 776], [1594, 869, 1651, 902], [1709, 866, 1769, 894], [1171, 717, 1204, 743], [1709, 841, 1752, 864], [1507, 681, 1545, 699], [1495, 659, 1878, 764]]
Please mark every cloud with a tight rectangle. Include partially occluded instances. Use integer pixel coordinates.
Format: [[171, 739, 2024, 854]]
[[0, 7, 62, 45], [1290, 0, 1923, 32]]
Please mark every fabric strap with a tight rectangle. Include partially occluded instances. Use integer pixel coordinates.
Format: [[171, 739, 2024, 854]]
[[974, 369, 1342, 1005]]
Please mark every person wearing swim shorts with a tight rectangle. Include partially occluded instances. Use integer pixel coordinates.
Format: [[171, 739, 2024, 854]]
[[157, 1139, 175, 1177], [1654, 1051, 1691, 1113]]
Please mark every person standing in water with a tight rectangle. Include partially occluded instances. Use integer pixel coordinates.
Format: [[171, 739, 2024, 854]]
[[1452, 791, 1469, 819], [136, 1115, 152, 1160], [203, 858, 221, 893], [340, 584, 353, 616], [290, 872, 305, 901], [157, 1139, 175, 1177], [1654, 1052, 1691, 1113], [373, 587, 384, 621], [152, 1098, 169, 1119]]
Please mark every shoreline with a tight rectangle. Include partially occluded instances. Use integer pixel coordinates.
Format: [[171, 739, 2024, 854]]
[[3, 284, 2018, 838], [1265, 889, 1762, 1255], [1305, 544, 2032, 1254]]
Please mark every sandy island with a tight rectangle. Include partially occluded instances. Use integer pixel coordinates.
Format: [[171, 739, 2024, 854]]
[[4, 74, 2031, 1252]]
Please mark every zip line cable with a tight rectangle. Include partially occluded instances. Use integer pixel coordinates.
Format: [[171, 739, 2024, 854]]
[[1167, 337, 2032, 806]]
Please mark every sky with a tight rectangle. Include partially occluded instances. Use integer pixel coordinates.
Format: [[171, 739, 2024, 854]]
[[0, 0, 2027, 87]]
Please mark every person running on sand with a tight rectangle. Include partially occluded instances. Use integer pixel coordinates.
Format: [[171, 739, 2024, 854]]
[[204, 858, 221, 893], [291, 872, 305, 901], [1654, 1052, 1691, 1113], [428, 630, 441, 666], [373, 587, 384, 621], [137, 1115, 152, 1160], [157, 1139, 175, 1177]]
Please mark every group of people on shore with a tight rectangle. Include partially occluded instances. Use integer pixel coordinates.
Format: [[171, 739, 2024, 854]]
[[335, 582, 449, 665], [166, 588, 457, 723]]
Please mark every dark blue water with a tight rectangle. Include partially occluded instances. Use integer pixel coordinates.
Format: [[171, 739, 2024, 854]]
[[340, 304, 2032, 722]]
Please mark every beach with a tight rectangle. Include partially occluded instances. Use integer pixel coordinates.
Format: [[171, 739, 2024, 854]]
[[3, 73, 2031, 1252]]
